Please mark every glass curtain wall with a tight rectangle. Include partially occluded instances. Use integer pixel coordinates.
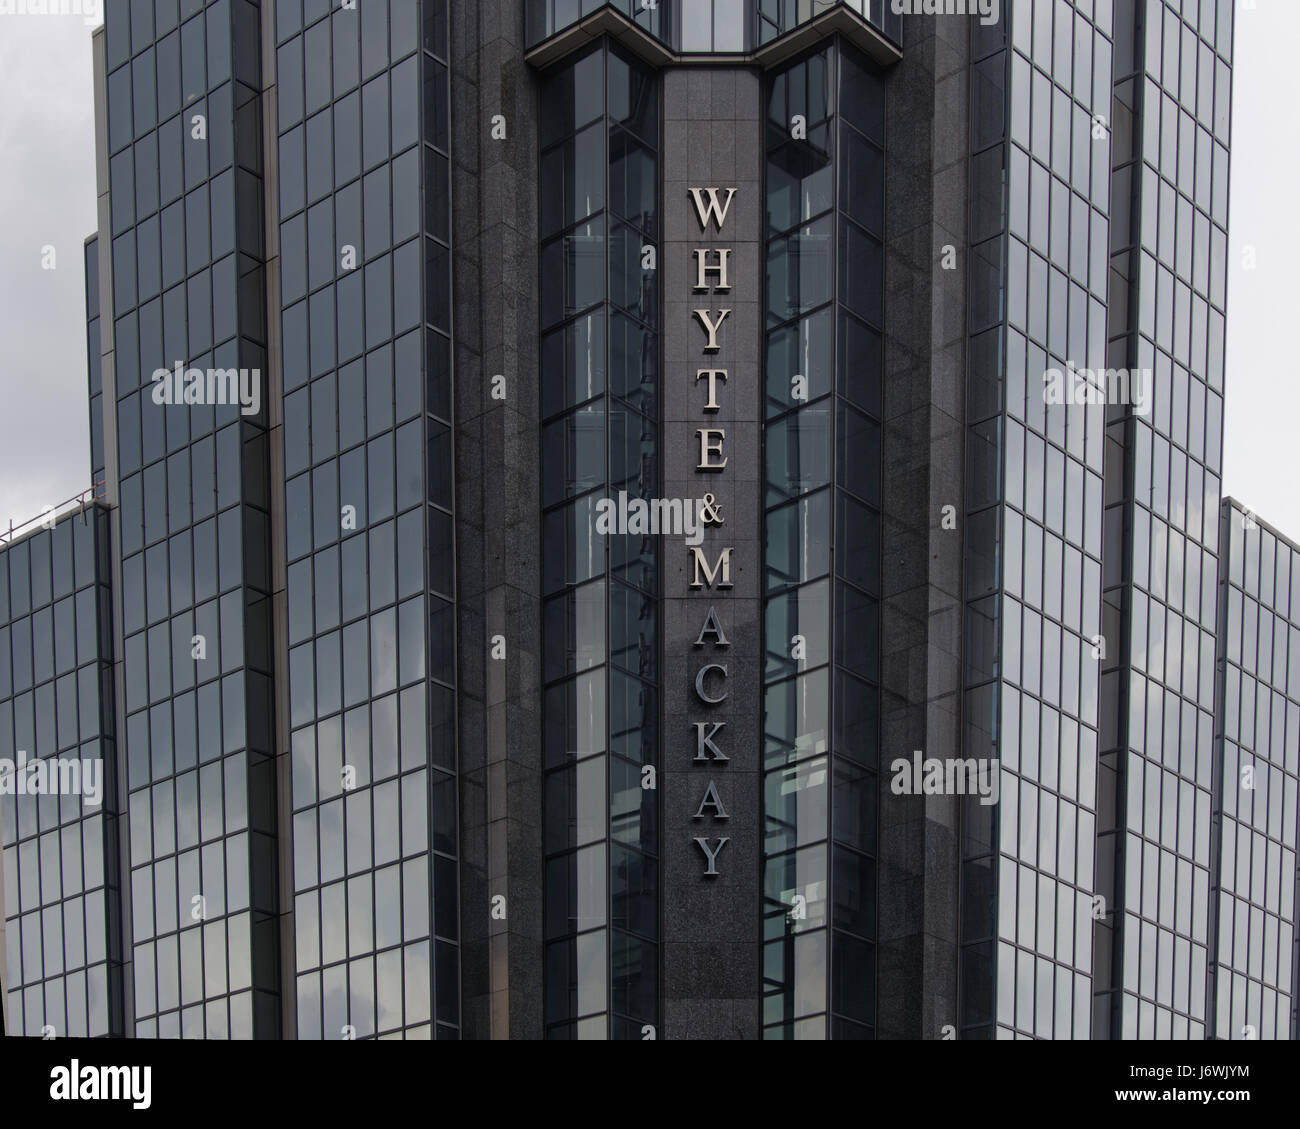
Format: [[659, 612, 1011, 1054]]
[[756, 0, 902, 45], [1095, 0, 1231, 1040], [525, 1, 903, 53], [538, 42, 661, 1040], [1, 512, 121, 1037], [1212, 504, 1299, 1040], [276, 0, 460, 1040], [959, 9, 1011, 1038], [86, 237, 107, 492], [961, 0, 1114, 1039], [527, 0, 670, 46], [761, 38, 883, 1040], [103, 0, 279, 1040]]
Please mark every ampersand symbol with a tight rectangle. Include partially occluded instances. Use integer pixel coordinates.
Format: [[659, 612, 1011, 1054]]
[[700, 494, 724, 525]]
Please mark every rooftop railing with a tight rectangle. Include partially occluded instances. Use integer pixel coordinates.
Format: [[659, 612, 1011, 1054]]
[[0, 480, 107, 549]]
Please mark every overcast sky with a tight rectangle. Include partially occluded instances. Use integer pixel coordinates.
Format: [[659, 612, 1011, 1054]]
[[0, 4, 1296, 546]]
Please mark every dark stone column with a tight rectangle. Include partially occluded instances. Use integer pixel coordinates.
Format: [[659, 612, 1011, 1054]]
[[876, 16, 968, 1040], [451, 0, 544, 1040], [659, 66, 764, 1040]]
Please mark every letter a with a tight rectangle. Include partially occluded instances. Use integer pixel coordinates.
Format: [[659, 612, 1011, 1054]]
[[693, 607, 730, 648], [693, 781, 730, 820]]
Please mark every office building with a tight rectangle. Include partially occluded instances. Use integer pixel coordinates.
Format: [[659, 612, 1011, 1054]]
[[2, 0, 1295, 1041]]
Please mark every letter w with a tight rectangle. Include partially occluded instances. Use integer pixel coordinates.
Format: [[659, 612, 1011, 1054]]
[[688, 187, 737, 233]]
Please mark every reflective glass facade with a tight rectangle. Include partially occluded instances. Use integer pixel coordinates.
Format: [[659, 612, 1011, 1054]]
[[526, 0, 902, 53], [1093, 0, 1231, 1040], [0, 0, 460, 1043], [960, 0, 1114, 1040], [103, 0, 281, 1040], [1, 508, 121, 1038], [538, 42, 661, 1040], [1212, 503, 1299, 1040], [761, 39, 883, 1039], [275, 0, 460, 1041], [86, 236, 108, 493]]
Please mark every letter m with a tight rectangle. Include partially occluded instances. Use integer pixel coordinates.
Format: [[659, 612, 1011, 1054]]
[[211, 368, 241, 404], [650, 496, 681, 533], [102, 1066, 131, 1101], [689, 547, 733, 590], [688, 187, 737, 233]]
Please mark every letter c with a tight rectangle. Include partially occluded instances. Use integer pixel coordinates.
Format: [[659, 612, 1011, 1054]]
[[695, 663, 727, 704]]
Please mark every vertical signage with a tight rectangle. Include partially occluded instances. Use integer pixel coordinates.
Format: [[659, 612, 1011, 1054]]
[[685, 186, 738, 878]]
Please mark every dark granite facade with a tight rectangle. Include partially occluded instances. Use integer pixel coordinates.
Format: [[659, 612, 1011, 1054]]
[[659, 67, 764, 1041], [452, 0, 546, 1040], [874, 15, 966, 1040]]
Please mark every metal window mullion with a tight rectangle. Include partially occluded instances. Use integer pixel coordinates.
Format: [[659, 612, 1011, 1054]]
[[601, 42, 614, 1041], [823, 36, 843, 1042]]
